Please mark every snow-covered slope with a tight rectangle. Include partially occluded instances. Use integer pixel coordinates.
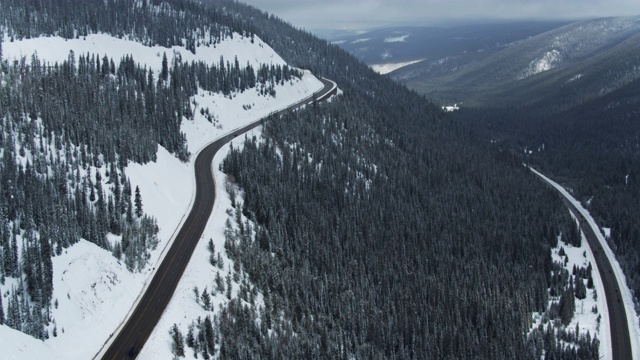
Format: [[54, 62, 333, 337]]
[[2, 33, 287, 74], [0, 32, 323, 360], [371, 59, 424, 75]]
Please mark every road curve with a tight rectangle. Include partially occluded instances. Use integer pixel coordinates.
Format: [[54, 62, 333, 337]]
[[99, 77, 337, 360], [530, 167, 633, 360]]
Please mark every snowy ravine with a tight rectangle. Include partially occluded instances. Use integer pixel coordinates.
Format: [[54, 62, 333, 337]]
[[0, 33, 323, 360], [529, 167, 640, 360]]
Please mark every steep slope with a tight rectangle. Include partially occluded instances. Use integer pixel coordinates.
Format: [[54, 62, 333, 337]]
[[0, 1, 324, 358]]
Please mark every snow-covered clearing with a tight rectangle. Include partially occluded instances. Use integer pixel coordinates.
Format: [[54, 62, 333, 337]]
[[384, 34, 410, 43], [567, 73, 583, 83], [530, 227, 609, 358], [520, 49, 561, 79], [529, 167, 640, 360], [351, 38, 371, 44], [0, 32, 323, 360], [370, 59, 424, 74], [442, 103, 460, 112]]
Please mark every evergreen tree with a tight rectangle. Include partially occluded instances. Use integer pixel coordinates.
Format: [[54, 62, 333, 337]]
[[203, 316, 215, 355], [134, 186, 143, 218], [0, 291, 4, 325], [575, 275, 587, 300], [586, 273, 594, 289], [561, 279, 576, 325], [161, 52, 169, 83], [170, 323, 185, 357], [201, 288, 211, 311], [186, 324, 196, 349]]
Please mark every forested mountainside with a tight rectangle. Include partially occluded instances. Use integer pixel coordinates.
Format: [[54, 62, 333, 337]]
[[448, 20, 640, 312], [370, 16, 640, 313], [0, 0, 600, 358], [458, 77, 640, 311], [168, 2, 595, 358], [0, 0, 300, 341]]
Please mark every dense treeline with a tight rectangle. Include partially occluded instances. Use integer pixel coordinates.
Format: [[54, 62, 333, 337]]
[[0, 0, 300, 341], [214, 93, 586, 358], [0, 104, 155, 337], [159, 3, 596, 359], [0, 0, 249, 51], [457, 74, 640, 308], [4, 52, 189, 164]]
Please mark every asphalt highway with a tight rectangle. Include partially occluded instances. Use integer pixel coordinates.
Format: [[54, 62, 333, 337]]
[[533, 169, 633, 360], [99, 77, 336, 360]]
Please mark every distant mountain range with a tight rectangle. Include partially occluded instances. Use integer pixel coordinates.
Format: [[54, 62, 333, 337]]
[[331, 18, 640, 109], [327, 22, 568, 67]]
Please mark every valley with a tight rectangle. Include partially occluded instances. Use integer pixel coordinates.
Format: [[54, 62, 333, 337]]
[[0, 1, 638, 359], [334, 14, 640, 360]]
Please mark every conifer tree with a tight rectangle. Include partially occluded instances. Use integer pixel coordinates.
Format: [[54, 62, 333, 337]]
[[161, 52, 169, 83], [575, 274, 587, 300], [135, 186, 143, 218], [0, 292, 4, 325], [204, 316, 215, 355], [561, 279, 576, 325], [186, 324, 195, 349], [170, 323, 185, 357], [201, 288, 211, 310]]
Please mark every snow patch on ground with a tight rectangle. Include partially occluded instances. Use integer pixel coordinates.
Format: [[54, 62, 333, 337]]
[[2, 33, 287, 74], [351, 38, 371, 44], [520, 50, 561, 79], [567, 73, 583, 83], [384, 34, 410, 43], [442, 103, 461, 112], [0, 325, 51, 360], [370, 59, 424, 74], [0, 240, 145, 360]]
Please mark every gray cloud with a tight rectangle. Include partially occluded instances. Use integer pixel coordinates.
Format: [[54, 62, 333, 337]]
[[241, 0, 640, 30]]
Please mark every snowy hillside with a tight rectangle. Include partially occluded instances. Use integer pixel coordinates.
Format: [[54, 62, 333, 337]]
[[0, 31, 323, 360], [2, 33, 288, 74], [519, 49, 561, 79]]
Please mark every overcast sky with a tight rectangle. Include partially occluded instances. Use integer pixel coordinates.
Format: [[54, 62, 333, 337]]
[[240, 0, 640, 30]]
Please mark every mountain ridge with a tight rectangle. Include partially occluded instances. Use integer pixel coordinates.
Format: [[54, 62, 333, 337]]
[[395, 16, 640, 106]]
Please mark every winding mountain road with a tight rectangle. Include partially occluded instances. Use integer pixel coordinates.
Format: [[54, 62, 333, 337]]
[[530, 167, 633, 360], [98, 77, 337, 360]]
